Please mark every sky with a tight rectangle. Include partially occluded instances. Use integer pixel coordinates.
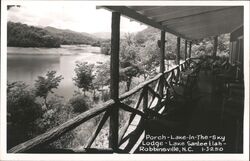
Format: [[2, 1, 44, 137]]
[[7, 3, 147, 33]]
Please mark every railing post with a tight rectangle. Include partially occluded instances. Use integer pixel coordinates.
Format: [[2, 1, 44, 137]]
[[189, 41, 192, 58], [184, 40, 188, 60], [213, 36, 218, 58], [159, 30, 165, 98], [143, 86, 148, 112], [109, 12, 120, 151], [177, 37, 181, 65]]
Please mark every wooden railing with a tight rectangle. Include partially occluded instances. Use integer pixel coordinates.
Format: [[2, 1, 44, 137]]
[[8, 58, 197, 153]]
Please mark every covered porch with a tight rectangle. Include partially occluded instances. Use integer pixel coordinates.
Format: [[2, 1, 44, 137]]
[[8, 6, 244, 154]]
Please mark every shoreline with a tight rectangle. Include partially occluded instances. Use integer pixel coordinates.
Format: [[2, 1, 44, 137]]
[[7, 45, 102, 56], [7, 43, 100, 49]]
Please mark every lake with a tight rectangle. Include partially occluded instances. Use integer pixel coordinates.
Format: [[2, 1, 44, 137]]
[[7, 45, 110, 100]]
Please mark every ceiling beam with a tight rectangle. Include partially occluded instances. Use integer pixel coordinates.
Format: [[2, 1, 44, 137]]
[[100, 6, 191, 40], [140, 6, 199, 17], [127, 6, 162, 12], [101, 6, 163, 29]]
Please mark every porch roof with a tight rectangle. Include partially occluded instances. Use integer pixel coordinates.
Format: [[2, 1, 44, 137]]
[[101, 6, 243, 40]]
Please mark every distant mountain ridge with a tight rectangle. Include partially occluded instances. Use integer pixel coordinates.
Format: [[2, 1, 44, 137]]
[[7, 22, 105, 48], [44, 26, 101, 46]]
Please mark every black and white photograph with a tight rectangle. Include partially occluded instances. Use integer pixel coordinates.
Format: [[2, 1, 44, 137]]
[[0, 0, 249, 160]]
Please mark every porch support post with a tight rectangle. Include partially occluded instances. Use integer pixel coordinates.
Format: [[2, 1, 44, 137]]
[[177, 37, 181, 65], [184, 40, 188, 60], [159, 30, 165, 97], [213, 36, 218, 58], [109, 12, 120, 151], [189, 41, 192, 58]]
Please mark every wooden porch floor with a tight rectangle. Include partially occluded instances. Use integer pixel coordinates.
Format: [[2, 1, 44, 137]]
[[132, 70, 244, 153]]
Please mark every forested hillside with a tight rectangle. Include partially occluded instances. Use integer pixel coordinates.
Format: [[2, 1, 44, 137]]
[[7, 22, 61, 48], [7, 22, 102, 48]]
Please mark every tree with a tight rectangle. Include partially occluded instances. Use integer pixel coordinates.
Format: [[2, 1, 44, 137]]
[[218, 34, 230, 55], [138, 40, 160, 80], [119, 39, 141, 91], [34, 71, 63, 108], [7, 5, 20, 10], [134, 31, 146, 45], [93, 61, 111, 100], [73, 61, 95, 95], [123, 33, 135, 46], [95, 61, 110, 88], [100, 41, 111, 55], [120, 65, 141, 91]]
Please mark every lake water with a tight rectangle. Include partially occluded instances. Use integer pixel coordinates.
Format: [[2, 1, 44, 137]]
[[7, 45, 110, 99]]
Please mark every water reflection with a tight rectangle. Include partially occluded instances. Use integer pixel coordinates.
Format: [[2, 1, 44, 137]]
[[8, 54, 60, 85]]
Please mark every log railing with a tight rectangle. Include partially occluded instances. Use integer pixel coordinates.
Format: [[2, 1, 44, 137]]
[[8, 58, 196, 153]]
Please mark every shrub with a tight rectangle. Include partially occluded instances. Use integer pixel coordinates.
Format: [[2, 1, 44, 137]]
[[7, 81, 42, 148], [7, 81, 42, 126], [35, 95, 69, 132], [69, 94, 91, 113], [35, 95, 75, 149], [100, 42, 111, 55]]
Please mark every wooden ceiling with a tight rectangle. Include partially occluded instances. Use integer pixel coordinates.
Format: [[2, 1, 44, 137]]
[[101, 6, 243, 40]]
